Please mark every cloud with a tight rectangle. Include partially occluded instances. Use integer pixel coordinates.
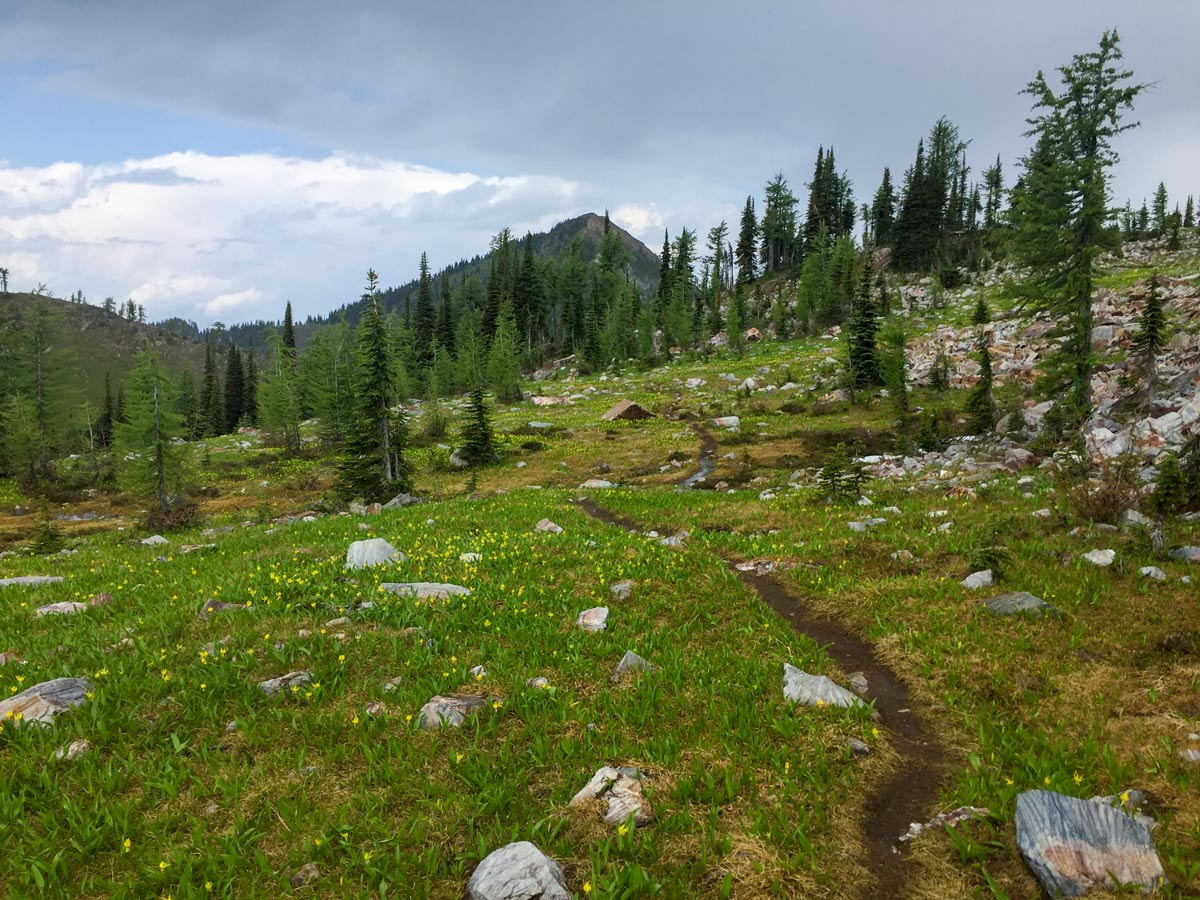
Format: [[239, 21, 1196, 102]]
[[611, 204, 665, 241], [0, 151, 583, 326]]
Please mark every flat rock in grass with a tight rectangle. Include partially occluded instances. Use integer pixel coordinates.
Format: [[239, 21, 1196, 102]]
[[611, 650, 654, 681], [35, 601, 87, 617], [1082, 549, 1116, 567], [535, 518, 563, 534], [961, 569, 994, 589], [569, 766, 654, 826], [526, 676, 551, 690], [344, 538, 403, 569], [257, 671, 312, 697], [1168, 546, 1200, 563], [140, 534, 169, 546], [580, 479, 616, 489], [981, 591, 1054, 617], [0, 677, 92, 726], [610, 580, 635, 600], [199, 598, 243, 619], [418, 692, 489, 729], [600, 399, 655, 422], [712, 415, 740, 430], [0, 575, 63, 587], [382, 492, 420, 510], [290, 863, 321, 887], [466, 841, 569, 900], [54, 739, 92, 761], [577, 607, 609, 633], [782, 664, 865, 710], [1139, 566, 1167, 581], [379, 582, 471, 600], [1015, 789, 1165, 897]]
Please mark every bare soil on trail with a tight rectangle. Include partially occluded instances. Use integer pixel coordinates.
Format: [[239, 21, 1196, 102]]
[[577, 496, 948, 900]]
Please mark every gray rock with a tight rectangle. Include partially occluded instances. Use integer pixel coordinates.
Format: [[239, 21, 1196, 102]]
[[1121, 509, 1154, 529], [1168, 546, 1200, 563], [577, 607, 609, 633], [569, 766, 654, 826], [199, 598, 243, 618], [379, 582, 471, 600], [466, 842, 569, 900], [54, 738, 92, 761], [610, 580, 635, 600], [345, 538, 403, 569], [846, 737, 871, 757], [290, 863, 321, 887], [140, 534, 169, 546], [612, 650, 654, 681], [782, 664, 866, 709], [526, 676, 551, 690], [0, 677, 92, 726], [535, 518, 563, 534], [381, 493, 420, 510], [847, 672, 869, 695], [257, 671, 312, 697], [1179, 748, 1200, 763], [1082, 549, 1116, 567], [580, 479, 616, 489], [34, 601, 87, 617], [418, 693, 489, 729], [659, 534, 686, 548], [1015, 789, 1165, 897], [981, 591, 1054, 617], [0, 575, 64, 587], [1138, 566, 1167, 581], [961, 569, 994, 589]]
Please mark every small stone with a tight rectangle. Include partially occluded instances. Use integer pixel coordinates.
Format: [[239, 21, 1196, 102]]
[[345, 538, 403, 569], [1179, 748, 1200, 763], [846, 737, 871, 757], [981, 591, 1054, 617], [470, 665, 487, 679], [324, 616, 349, 628], [891, 549, 914, 561], [466, 842, 569, 900], [140, 534, 169, 546], [460, 552, 482, 563], [569, 766, 654, 826], [257, 671, 312, 697], [54, 739, 92, 761], [610, 580, 634, 600], [961, 569, 994, 589], [612, 650, 654, 681], [1032, 508, 1052, 518], [782, 664, 866, 710], [418, 693, 489, 729], [1082, 549, 1116, 567], [379, 582, 471, 600], [580, 479, 616, 489], [535, 519, 563, 534], [201, 800, 220, 817], [847, 672, 869, 695], [291, 863, 320, 888], [382, 676, 405, 693], [1139, 566, 1167, 581], [577, 607, 609, 633], [34, 601, 88, 617], [365, 701, 386, 717], [225, 720, 237, 734], [526, 676, 551, 690]]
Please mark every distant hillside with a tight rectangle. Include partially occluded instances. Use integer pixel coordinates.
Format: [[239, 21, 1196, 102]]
[[219, 212, 660, 348], [0, 293, 210, 404]]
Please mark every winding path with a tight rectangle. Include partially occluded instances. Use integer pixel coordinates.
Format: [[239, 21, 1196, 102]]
[[579, 444, 947, 899]]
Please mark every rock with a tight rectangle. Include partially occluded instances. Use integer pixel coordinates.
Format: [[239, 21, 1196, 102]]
[[0, 677, 92, 726], [610, 580, 635, 600], [460, 552, 482, 563], [569, 766, 654, 826], [1015, 789, 1165, 897], [961, 569, 994, 590], [891, 549, 914, 562], [847, 518, 885, 532], [1121, 509, 1154, 529], [526, 676, 551, 690], [290, 863, 320, 887], [1168, 546, 1200, 563], [257, 671, 312, 697], [449, 449, 470, 469], [34, 601, 88, 617], [535, 519, 563, 534], [466, 842, 569, 900], [580, 479, 616, 489], [981, 591, 1054, 617], [1179, 748, 1200, 764], [201, 526, 235, 538], [345, 538, 403, 569], [1005, 448, 1035, 470], [140, 534, 169, 546], [418, 693, 489, 729], [379, 582, 471, 600], [577, 607, 609, 632], [1082, 549, 1116, 567], [711, 416, 740, 431], [846, 737, 872, 757], [600, 400, 655, 422], [659, 534, 686, 549], [382, 493, 420, 510], [180, 543, 217, 555], [54, 739, 92, 761], [0, 576, 64, 587], [901, 806, 992, 844], [847, 672, 869, 695], [199, 598, 242, 619], [782, 664, 866, 709], [612, 650, 654, 681], [1138, 566, 1167, 581]]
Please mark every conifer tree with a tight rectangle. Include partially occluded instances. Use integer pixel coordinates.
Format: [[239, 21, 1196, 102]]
[[1185, 195, 1195, 229], [458, 388, 498, 465], [983, 156, 1004, 228], [878, 319, 908, 410], [735, 197, 758, 282], [761, 173, 799, 273], [413, 252, 436, 366], [655, 229, 672, 325], [282, 301, 296, 351], [486, 301, 523, 403], [98, 373, 116, 448], [966, 304, 995, 433], [845, 257, 880, 390], [513, 234, 541, 353], [455, 308, 487, 392], [176, 368, 198, 438], [1010, 29, 1144, 434], [726, 286, 744, 358], [242, 352, 259, 426], [199, 342, 223, 436], [1151, 182, 1169, 236], [1, 394, 40, 487], [1125, 274, 1167, 414], [116, 347, 188, 518], [259, 333, 302, 454], [870, 167, 897, 246], [437, 271, 456, 352], [224, 344, 245, 431], [930, 349, 951, 392]]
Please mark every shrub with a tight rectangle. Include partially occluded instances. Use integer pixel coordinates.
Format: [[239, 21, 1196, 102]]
[[1059, 453, 1141, 525]]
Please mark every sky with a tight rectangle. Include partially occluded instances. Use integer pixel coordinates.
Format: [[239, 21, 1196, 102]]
[[1, 1, 1197, 327]]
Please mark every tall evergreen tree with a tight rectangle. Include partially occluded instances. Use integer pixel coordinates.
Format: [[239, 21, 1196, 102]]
[[983, 156, 1004, 228], [413, 251, 436, 365], [242, 352, 259, 426], [259, 333, 303, 454], [115, 347, 188, 518], [870, 167, 897, 246], [655, 229, 672, 325], [1010, 29, 1144, 433], [735, 197, 758, 282], [282, 301, 296, 351], [965, 326, 996, 434], [761, 173, 799, 273], [458, 388, 498, 465], [97, 372, 116, 449], [437, 271, 456, 352], [1185, 195, 1195, 229], [199, 342, 223, 437], [486, 301, 523, 403], [1124, 274, 1167, 414], [224, 343, 245, 431], [513, 234, 540, 352], [1151, 182, 1169, 236], [845, 257, 880, 391]]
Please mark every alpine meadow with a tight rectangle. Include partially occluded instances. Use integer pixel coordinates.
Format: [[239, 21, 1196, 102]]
[[3, 9, 1200, 900]]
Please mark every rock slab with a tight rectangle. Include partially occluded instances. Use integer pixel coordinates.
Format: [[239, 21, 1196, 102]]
[[535, 519, 563, 534], [961, 569, 994, 589], [1082, 549, 1116, 567], [782, 664, 865, 709], [0, 576, 63, 587], [612, 650, 654, 681], [466, 841, 569, 900], [35, 601, 88, 617], [0, 677, 92, 726], [1015, 789, 1165, 897], [380, 582, 471, 600], [345, 538, 403, 569], [257, 671, 312, 697], [569, 766, 654, 826], [981, 591, 1053, 617], [1168, 546, 1200, 563], [577, 607, 609, 633], [418, 693, 489, 729]]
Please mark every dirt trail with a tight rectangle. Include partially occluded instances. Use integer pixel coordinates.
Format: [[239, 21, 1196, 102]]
[[577, 496, 946, 900]]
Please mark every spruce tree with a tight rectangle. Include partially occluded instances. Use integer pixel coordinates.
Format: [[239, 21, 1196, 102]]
[[98, 373, 115, 448], [176, 368, 198, 439], [1185, 195, 1195, 229], [513, 235, 540, 353], [1125, 274, 1167, 413], [282, 301, 296, 351], [458, 388, 498, 465], [414, 252, 436, 365], [259, 334, 302, 454], [243, 353, 259, 426], [1010, 29, 1144, 434], [655, 229, 672, 325], [1151, 182, 1169, 236], [878, 319, 908, 410], [845, 257, 880, 389], [224, 344, 245, 431], [735, 197, 758, 282], [199, 342, 223, 436], [870, 167, 897, 246], [965, 327, 996, 434], [437, 271, 456, 352], [983, 156, 1004, 229]]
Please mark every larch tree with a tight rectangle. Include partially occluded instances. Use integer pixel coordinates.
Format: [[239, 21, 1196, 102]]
[[115, 347, 188, 519]]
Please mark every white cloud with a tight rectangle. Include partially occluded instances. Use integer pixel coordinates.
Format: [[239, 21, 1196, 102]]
[[611, 203, 665, 241], [0, 152, 581, 326]]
